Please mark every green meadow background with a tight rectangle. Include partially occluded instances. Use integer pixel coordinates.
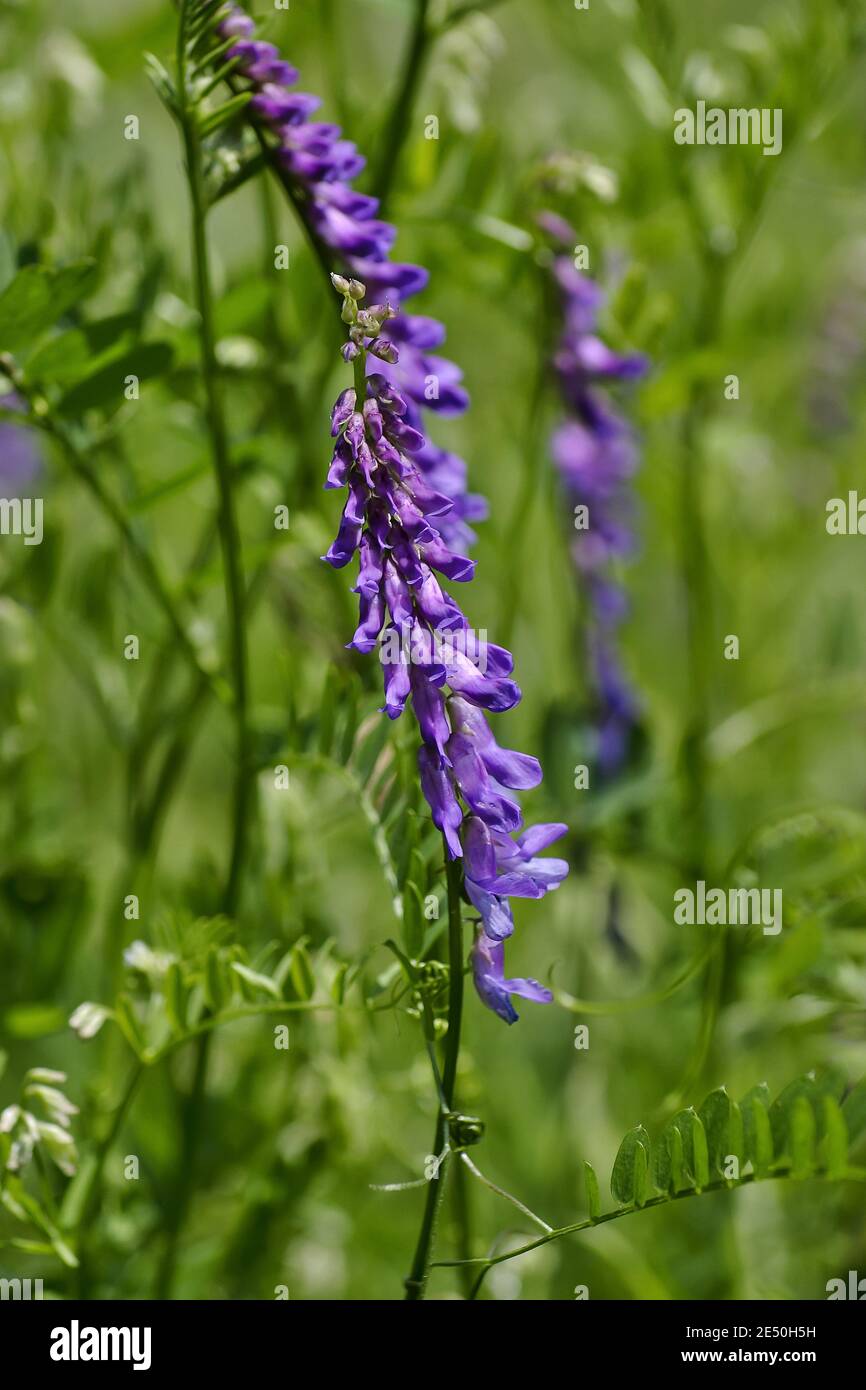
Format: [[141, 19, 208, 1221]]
[[1, 0, 865, 1298]]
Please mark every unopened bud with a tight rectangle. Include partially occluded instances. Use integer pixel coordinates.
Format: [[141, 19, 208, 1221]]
[[367, 337, 399, 364]]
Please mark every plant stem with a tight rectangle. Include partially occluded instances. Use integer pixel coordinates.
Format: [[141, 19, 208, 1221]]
[[154, 1030, 212, 1299], [373, 0, 431, 209], [178, 12, 252, 921], [404, 849, 465, 1300], [74, 1063, 143, 1297], [151, 0, 252, 1299], [443, 1164, 866, 1298]]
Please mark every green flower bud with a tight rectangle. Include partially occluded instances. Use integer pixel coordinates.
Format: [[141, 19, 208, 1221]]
[[448, 1113, 485, 1148]]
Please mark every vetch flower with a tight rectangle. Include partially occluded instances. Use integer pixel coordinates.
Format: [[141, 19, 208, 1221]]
[[323, 278, 568, 1022], [470, 930, 553, 1027], [211, 1, 486, 550], [541, 212, 647, 777]]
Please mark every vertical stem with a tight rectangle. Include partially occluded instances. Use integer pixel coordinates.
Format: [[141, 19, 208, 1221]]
[[373, 0, 431, 209], [404, 849, 465, 1300], [154, 1, 252, 1298], [451, 1156, 475, 1299], [179, 10, 252, 920], [75, 1063, 143, 1297]]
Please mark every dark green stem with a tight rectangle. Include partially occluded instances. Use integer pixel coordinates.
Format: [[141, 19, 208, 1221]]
[[74, 1063, 143, 1297], [179, 40, 252, 920], [404, 850, 465, 1300], [152, 0, 252, 1298], [154, 1030, 213, 1299], [372, 0, 431, 209]]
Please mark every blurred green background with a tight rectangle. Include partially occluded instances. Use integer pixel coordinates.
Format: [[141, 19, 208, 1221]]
[[1, 0, 865, 1299]]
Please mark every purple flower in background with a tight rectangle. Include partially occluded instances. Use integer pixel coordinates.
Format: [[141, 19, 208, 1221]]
[[323, 278, 568, 1023], [541, 213, 647, 778], [216, 2, 486, 550], [0, 393, 41, 496]]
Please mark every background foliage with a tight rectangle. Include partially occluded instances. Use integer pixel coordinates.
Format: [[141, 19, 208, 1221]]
[[1, 0, 865, 1299]]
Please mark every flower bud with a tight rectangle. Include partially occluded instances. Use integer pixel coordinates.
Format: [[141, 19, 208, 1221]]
[[448, 1113, 485, 1148], [367, 337, 399, 364]]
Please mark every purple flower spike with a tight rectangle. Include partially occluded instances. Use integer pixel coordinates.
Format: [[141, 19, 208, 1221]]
[[319, 280, 569, 1024], [213, 0, 483, 549], [544, 211, 648, 777]]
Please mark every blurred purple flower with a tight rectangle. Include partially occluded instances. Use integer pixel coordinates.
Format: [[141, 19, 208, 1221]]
[[0, 393, 41, 496], [217, 2, 486, 550], [324, 282, 568, 1023], [542, 213, 647, 777]]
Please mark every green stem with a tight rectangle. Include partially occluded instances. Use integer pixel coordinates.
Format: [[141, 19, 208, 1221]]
[[451, 1149, 475, 1299], [179, 22, 252, 921], [446, 1164, 866, 1298], [372, 0, 431, 209], [151, 0, 253, 1299], [404, 849, 465, 1300], [74, 1063, 143, 1297], [154, 1030, 212, 1299]]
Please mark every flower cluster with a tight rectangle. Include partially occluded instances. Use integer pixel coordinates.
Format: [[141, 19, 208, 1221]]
[[213, 1, 486, 552], [0, 1068, 78, 1178], [325, 278, 568, 1023], [540, 213, 647, 776]]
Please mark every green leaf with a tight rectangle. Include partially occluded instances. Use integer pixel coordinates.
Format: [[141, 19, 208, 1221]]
[[114, 994, 146, 1056], [4, 1178, 78, 1268], [584, 1160, 601, 1221], [203, 947, 230, 1013], [633, 1141, 650, 1207], [841, 1078, 866, 1148], [739, 1078, 767, 1167], [230, 962, 281, 1000], [163, 962, 187, 1034], [752, 1098, 773, 1177], [790, 1096, 816, 1178], [811, 1066, 847, 1105], [654, 1119, 687, 1194], [739, 1083, 770, 1169], [671, 1107, 699, 1182], [330, 962, 348, 1006], [698, 1087, 743, 1178], [198, 91, 252, 138], [58, 342, 174, 415], [691, 1114, 710, 1189], [0, 261, 97, 353], [289, 942, 316, 1002], [819, 1096, 849, 1179], [24, 314, 137, 384], [610, 1125, 651, 1206], [770, 1076, 819, 1161]]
